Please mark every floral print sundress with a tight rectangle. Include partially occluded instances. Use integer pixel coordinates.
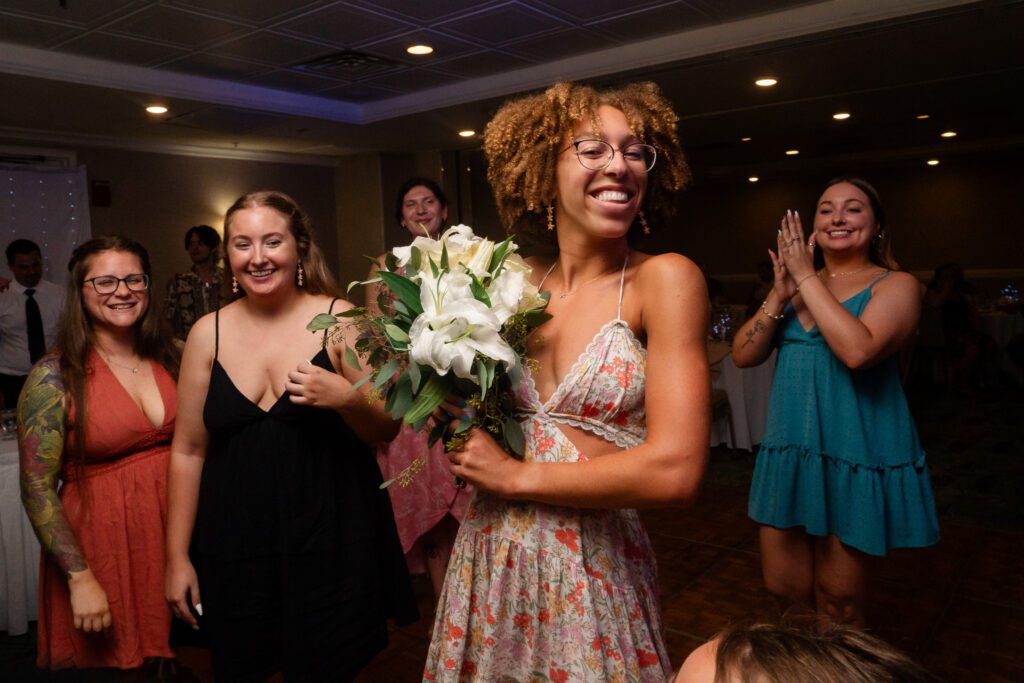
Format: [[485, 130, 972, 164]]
[[424, 258, 671, 682]]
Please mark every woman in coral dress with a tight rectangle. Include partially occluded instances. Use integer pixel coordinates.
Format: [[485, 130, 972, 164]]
[[424, 82, 710, 682], [19, 236, 180, 671]]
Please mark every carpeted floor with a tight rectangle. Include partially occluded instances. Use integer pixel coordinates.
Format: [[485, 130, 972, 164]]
[[2, 386, 1021, 681]]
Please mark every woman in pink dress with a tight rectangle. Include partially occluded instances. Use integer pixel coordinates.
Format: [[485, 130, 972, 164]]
[[424, 82, 710, 682], [368, 177, 470, 598], [19, 236, 180, 671]]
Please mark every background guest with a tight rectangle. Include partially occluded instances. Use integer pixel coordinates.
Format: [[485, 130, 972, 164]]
[[366, 177, 470, 602], [733, 177, 939, 626], [164, 224, 228, 341], [1, 239, 65, 408], [424, 81, 709, 681], [19, 235, 179, 670], [165, 191, 416, 682]]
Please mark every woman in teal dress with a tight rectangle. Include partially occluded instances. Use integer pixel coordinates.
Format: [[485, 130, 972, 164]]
[[732, 177, 938, 626]]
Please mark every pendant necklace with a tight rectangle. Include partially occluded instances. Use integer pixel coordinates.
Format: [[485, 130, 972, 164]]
[[99, 350, 141, 374]]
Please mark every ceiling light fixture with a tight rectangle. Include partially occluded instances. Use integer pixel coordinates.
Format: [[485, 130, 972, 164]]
[[833, 112, 851, 120], [916, 114, 930, 120], [754, 77, 777, 87], [940, 130, 957, 138], [740, 136, 752, 142], [748, 176, 759, 183], [927, 159, 940, 166], [785, 149, 800, 156], [145, 105, 168, 114], [407, 45, 433, 55], [458, 130, 476, 138]]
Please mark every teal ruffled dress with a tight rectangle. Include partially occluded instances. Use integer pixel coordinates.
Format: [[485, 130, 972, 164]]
[[748, 274, 939, 556]]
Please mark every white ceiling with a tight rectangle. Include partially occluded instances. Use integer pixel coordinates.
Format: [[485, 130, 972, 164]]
[[0, 0, 1019, 175]]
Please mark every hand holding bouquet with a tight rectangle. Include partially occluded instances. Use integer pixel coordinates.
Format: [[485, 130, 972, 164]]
[[308, 225, 550, 487]]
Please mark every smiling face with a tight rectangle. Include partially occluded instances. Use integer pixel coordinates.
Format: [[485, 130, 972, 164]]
[[225, 206, 299, 296], [401, 185, 448, 238], [81, 250, 149, 332], [554, 105, 648, 240], [813, 182, 879, 256]]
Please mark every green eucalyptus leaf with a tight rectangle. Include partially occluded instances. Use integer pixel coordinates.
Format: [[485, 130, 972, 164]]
[[307, 313, 340, 333], [407, 361, 422, 392], [454, 417, 473, 434], [374, 359, 399, 389], [350, 374, 372, 390], [337, 308, 363, 318], [476, 359, 488, 399], [379, 476, 397, 489], [343, 345, 362, 371], [384, 324, 411, 344], [509, 353, 522, 387], [503, 416, 525, 457], [391, 372, 413, 419]]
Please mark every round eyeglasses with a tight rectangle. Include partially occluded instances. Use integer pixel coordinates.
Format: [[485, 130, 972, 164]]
[[83, 274, 150, 294], [562, 139, 657, 172]]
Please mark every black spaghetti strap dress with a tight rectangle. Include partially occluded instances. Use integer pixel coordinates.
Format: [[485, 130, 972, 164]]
[[194, 303, 417, 682]]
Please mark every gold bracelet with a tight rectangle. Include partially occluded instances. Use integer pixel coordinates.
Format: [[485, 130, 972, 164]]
[[761, 299, 785, 320], [795, 272, 818, 291]]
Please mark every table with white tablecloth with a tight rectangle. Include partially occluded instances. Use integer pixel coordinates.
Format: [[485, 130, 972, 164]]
[[710, 348, 777, 451], [979, 313, 1023, 384], [1, 436, 39, 635]]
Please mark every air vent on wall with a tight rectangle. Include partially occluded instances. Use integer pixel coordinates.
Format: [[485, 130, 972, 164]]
[[295, 50, 399, 79]]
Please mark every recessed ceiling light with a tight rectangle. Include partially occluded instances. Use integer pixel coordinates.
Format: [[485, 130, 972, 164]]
[[145, 105, 168, 114], [740, 136, 752, 142], [748, 176, 760, 183], [785, 149, 800, 156], [927, 159, 940, 166], [406, 44, 433, 55], [458, 130, 476, 138], [940, 130, 957, 138], [916, 114, 930, 120], [833, 112, 851, 120], [754, 77, 777, 87]]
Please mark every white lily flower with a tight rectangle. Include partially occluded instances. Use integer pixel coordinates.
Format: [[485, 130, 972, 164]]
[[409, 297, 515, 381], [461, 237, 496, 278]]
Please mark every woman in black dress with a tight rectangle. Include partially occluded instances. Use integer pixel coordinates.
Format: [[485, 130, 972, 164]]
[[165, 191, 416, 681]]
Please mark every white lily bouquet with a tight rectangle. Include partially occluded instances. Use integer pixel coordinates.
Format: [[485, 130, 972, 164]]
[[308, 224, 550, 488]]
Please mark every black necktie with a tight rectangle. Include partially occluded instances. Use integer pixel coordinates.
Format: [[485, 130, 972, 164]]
[[25, 288, 46, 364]]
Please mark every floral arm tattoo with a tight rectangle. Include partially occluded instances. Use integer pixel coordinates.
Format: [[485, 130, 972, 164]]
[[741, 319, 768, 348], [18, 357, 87, 576]]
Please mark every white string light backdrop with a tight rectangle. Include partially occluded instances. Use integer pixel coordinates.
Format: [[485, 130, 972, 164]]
[[0, 165, 91, 287]]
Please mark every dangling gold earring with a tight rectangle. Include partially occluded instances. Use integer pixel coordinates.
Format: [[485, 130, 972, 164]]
[[546, 204, 555, 232], [639, 210, 651, 235], [231, 275, 239, 294], [296, 262, 305, 288]]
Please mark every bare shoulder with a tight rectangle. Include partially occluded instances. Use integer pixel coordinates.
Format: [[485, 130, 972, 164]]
[[634, 252, 706, 295], [184, 310, 218, 357], [872, 270, 921, 301]]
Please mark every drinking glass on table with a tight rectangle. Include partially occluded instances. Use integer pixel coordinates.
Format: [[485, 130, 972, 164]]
[[1, 409, 16, 439]]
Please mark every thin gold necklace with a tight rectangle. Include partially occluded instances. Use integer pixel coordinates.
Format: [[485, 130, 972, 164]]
[[99, 350, 142, 374], [827, 264, 874, 278], [556, 259, 622, 299]]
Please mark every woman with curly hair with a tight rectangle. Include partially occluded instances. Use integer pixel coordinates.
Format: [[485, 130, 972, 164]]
[[424, 82, 709, 682]]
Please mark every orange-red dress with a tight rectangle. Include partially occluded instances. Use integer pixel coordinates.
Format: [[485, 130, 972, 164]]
[[36, 351, 176, 669]]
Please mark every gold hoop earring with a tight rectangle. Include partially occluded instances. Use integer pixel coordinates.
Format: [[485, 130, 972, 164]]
[[639, 211, 650, 235], [231, 275, 239, 294], [546, 204, 555, 232], [296, 262, 305, 288]]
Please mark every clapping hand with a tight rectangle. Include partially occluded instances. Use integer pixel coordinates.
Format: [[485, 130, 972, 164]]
[[769, 210, 816, 302]]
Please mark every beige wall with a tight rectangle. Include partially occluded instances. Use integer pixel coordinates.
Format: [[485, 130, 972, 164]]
[[73, 147, 337, 299]]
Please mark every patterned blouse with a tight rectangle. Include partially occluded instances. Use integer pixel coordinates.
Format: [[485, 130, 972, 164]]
[[164, 265, 227, 340]]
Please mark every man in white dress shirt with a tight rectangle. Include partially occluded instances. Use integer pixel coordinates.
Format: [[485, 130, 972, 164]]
[[0, 239, 65, 408]]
